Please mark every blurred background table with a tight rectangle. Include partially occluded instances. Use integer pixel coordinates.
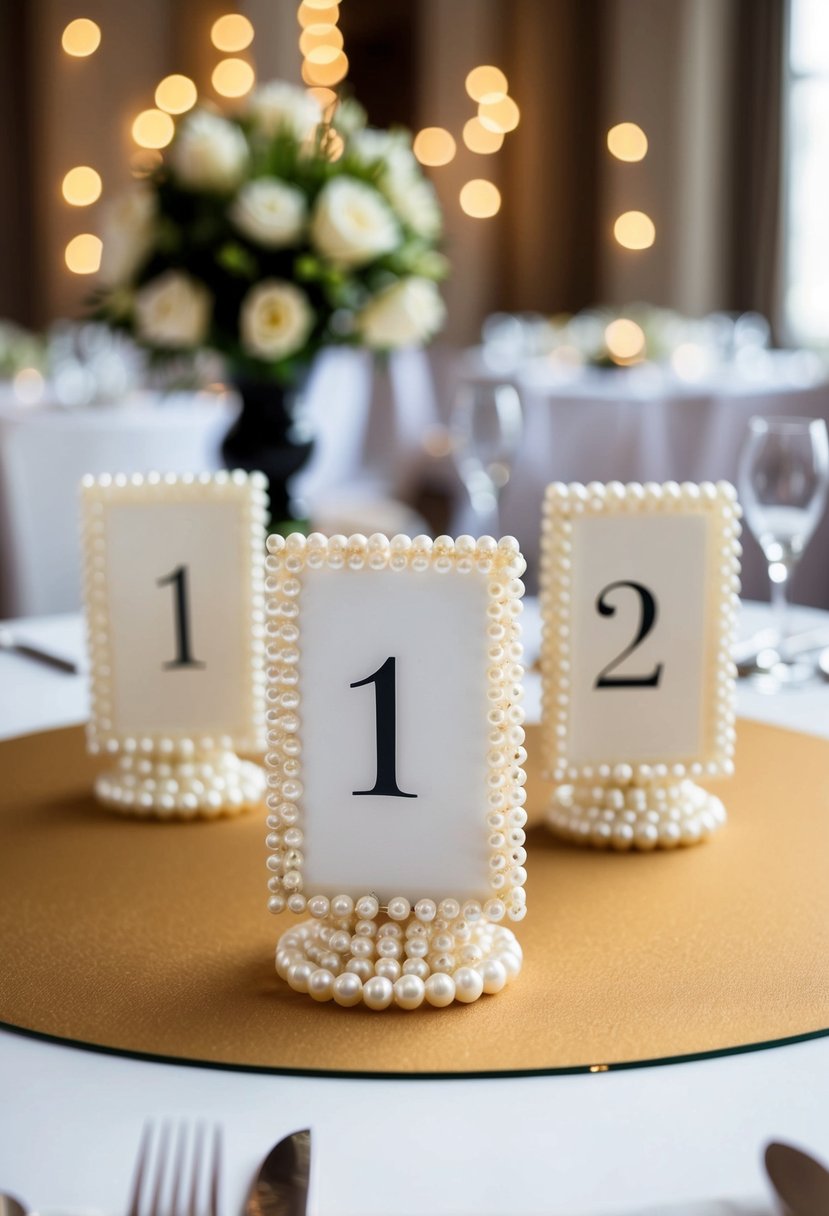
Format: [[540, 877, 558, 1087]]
[[450, 349, 829, 603]]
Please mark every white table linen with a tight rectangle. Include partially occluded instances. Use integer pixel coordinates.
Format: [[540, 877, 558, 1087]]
[[0, 602, 827, 1216]]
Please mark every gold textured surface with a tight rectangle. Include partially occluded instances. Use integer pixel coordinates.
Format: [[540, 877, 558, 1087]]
[[1, 722, 828, 1074]]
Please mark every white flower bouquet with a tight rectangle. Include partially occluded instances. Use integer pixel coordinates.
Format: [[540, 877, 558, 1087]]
[[98, 83, 447, 385]]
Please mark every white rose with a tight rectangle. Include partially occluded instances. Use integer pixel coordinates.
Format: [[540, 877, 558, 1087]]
[[310, 177, 399, 268], [240, 280, 313, 361], [170, 110, 248, 192], [230, 178, 307, 248], [247, 81, 321, 140], [383, 173, 442, 240], [100, 187, 156, 286], [134, 271, 211, 349], [358, 277, 445, 349]]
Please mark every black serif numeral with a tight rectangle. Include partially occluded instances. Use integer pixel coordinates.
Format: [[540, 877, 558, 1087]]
[[350, 657, 417, 798], [157, 564, 205, 670], [594, 580, 663, 689]]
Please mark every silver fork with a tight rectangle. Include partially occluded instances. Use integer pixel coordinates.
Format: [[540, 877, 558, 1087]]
[[127, 1122, 222, 1216]]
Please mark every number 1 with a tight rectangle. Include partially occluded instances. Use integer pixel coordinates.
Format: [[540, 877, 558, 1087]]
[[157, 564, 205, 670], [350, 657, 417, 798]]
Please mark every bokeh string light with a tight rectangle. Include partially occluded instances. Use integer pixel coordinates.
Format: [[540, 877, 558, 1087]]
[[212, 57, 255, 98], [62, 166, 102, 207], [297, 0, 347, 92], [132, 108, 175, 149], [61, 18, 101, 57], [613, 210, 656, 250], [462, 118, 503, 154], [210, 14, 254, 52], [604, 318, 646, 363], [459, 179, 501, 219], [155, 74, 198, 115], [607, 122, 648, 163], [413, 128, 456, 167], [65, 233, 102, 274]]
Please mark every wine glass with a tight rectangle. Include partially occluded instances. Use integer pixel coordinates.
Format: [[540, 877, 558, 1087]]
[[738, 415, 829, 685], [450, 380, 523, 538]]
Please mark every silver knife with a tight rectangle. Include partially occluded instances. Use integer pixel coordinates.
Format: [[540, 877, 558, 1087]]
[[0, 627, 79, 674], [245, 1129, 311, 1216]]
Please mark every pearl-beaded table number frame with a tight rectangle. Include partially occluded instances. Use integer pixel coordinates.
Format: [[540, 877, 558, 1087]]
[[266, 532, 528, 1011], [80, 470, 268, 818], [540, 481, 741, 851]]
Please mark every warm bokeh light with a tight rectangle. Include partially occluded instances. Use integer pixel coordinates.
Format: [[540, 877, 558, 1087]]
[[465, 65, 508, 102], [61, 18, 101, 57], [413, 127, 456, 167], [301, 50, 348, 86], [306, 86, 338, 112], [478, 96, 520, 134], [210, 13, 254, 52], [605, 318, 646, 362], [302, 0, 339, 8], [297, 1, 339, 26], [155, 74, 197, 115], [613, 210, 656, 250], [61, 166, 102, 207], [65, 233, 102, 275], [460, 179, 501, 219], [462, 117, 504, 154], [607, 122, 648, 162], [212, 57, 255, 98], [132, 109, 175, 149], [13, 368, 45, 406], [299, 24, 343, 55]]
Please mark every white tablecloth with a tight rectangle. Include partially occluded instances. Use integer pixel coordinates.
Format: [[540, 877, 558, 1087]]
[[1, 602, 828, 1214], [453, 354, 829, 607]]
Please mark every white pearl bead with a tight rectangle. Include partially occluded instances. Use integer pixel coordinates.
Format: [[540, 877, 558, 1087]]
[[363, 975, 394, 1010], [307, 969, 335, 1002], [478, 959, 508, 994], [330, 894, 354, 919], [287, 960, 314, 992], [453, 966, 484, 1003], [332, 973, 363, 1007], [424, 972, 456, 1007], [387, 896, 411, 921], [393, 974, 426, 1010], [374, 958, 401, 982]]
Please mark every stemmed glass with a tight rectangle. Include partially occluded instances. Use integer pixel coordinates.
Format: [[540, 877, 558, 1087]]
[[738, 415, 829, 684], [450, 380, 523, 537]]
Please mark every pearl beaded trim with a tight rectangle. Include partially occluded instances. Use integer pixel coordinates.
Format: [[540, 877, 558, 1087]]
[[276, 910, 523, 1009], [548, 777, 727, 850], [94, 749, 265, 818], [539, 480, 741, 851], [80, 471, 269, 818], [265, 532, 529, 1007]]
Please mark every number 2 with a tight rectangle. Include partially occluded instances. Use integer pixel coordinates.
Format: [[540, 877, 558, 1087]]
[[157, 564, 205, 670], [350, 657, 417, 798], [594, 580, 663, 689]]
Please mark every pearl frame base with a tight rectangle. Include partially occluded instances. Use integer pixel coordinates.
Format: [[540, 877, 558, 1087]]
[[547, 777, 726, 850], [94, 749, 266, 818], [275, 910, 523, 1010]]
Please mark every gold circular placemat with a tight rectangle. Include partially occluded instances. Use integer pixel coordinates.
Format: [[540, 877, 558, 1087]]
[[1, 722, 828, 1075]]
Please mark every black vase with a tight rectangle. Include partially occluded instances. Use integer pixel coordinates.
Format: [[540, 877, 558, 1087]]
[[222, 377, 314, 526]]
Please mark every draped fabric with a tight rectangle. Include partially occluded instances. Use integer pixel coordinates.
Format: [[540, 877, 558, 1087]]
[[729, 0, 786, 336]]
